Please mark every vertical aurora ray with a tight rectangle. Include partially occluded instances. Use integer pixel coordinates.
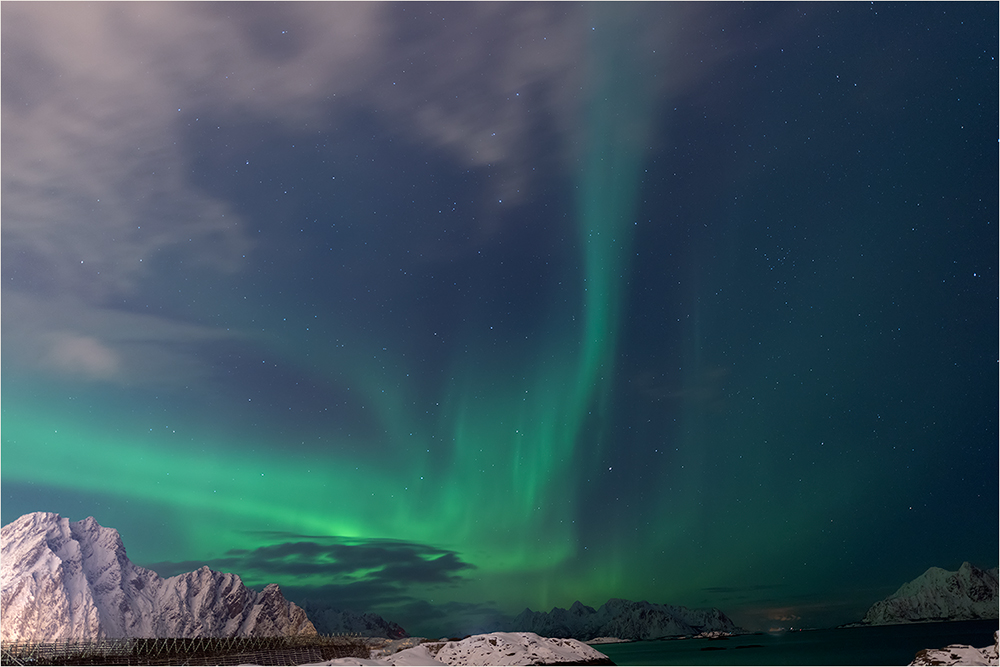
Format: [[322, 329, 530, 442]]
[[573, 7, 654, 444], [425, 8, 658, 587]]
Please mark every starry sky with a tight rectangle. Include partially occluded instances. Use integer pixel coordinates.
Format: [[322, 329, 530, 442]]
[[2, 2, 997, 637]]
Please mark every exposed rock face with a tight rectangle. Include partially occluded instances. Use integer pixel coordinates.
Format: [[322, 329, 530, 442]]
[[298, 601, 407, 638], [0, 512, 317, 641], [862, 562, 999, 625], [510, 598, 741, 640]]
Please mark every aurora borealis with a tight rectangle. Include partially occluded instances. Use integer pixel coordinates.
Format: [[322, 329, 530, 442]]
[[2, 2, 997, 637]]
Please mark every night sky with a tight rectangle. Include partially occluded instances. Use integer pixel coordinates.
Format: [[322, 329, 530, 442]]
[[2, 2, 997, 637]]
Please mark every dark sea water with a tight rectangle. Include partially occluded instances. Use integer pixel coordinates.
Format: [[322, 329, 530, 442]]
[[595, 620, 998, 666]]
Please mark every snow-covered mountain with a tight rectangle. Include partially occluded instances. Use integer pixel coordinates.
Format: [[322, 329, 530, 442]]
[[509, 598, 741, 640], [861, 562, 998, 625], [0, 512, 316, 641], [299, 601, 407, 638]]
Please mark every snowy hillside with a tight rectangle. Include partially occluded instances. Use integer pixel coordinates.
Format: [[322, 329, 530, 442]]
[[321, 632, 614, 666], [862, 562, 998, 625], [910, 630, 999, 666], [0, 512, 316, 641], [509, 597, 741, 640]]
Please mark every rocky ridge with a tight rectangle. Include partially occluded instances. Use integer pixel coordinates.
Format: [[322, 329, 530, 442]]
[[299, 602, 408, 638], [509, 597, 741, 641], [0, 512, 316, 641]]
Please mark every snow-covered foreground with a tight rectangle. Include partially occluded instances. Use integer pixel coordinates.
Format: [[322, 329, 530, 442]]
[[909, 631, 999, 666], [303, 632, 613, 666]]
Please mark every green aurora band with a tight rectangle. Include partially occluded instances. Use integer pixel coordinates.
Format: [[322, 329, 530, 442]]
[[4, 3, 999, 640], [1, 15, 655, 614]]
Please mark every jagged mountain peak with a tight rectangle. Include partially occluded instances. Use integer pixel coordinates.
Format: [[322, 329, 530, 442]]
[[568, 600, 597, 616], [0, 512, 316, 641]]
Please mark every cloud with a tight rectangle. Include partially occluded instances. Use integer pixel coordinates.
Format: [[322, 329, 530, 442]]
[[3, 3, 803, 388], [2, 3, 587, 387], [2, 3, 572, 306], [42, 332, 121, 380], [1, 291, 236, 387], [769, 610, 802, 622], [142, 535, 486, 636], [3, 4, 244, 300], [1, 3, 738, 300], [142, 534, 475, 593]]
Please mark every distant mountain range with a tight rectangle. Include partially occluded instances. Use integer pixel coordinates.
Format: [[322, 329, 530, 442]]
[[298, 601, 408, 638], [860, 562, 998, 625], [0, 512, 316, 641], [509, 598, 742, 640]]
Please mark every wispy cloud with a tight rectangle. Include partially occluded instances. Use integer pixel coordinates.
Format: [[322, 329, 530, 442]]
[[3, 3, 797, 388], [2, 3, 576, 306], [2, 291, 236, 387], [143, 534, 475, 590], [140, 533, 481, 635]]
